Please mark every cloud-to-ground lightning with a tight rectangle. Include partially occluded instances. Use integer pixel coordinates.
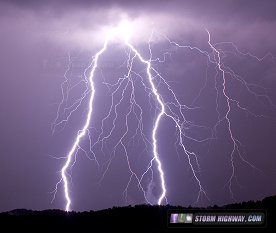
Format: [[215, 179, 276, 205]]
[[51, 20, 276, 211], [124, 38, 168, 205], [53, 21, 169, 211], [60, 34, 111, 211]]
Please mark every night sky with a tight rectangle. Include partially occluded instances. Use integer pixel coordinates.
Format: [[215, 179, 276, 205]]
[[1, 0, 276, 212]]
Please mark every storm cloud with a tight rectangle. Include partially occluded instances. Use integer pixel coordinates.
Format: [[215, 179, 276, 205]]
[[0, 0, 276, 212]]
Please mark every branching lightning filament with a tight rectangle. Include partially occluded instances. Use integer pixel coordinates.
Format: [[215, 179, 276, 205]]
[[51, 21, 275, 211]]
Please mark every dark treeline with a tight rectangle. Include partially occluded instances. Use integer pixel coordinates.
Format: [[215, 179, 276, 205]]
[[0, 195, 275, 232]]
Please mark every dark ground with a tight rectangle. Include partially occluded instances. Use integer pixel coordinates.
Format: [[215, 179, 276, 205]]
[[0, 195, 275, 232]]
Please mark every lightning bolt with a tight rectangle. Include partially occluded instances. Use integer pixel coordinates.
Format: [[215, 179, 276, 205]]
[[51, 21, 275, 211], [56, 22, 169, 211], [124, 40, 167, 205], [60, 34, 111, 211]]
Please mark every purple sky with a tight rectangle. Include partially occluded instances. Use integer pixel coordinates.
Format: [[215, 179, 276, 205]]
[[0, 0, 276, 212]]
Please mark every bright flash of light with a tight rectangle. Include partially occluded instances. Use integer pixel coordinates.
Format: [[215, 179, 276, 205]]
[[51, 19, 275, 212], [60, 35, 110, 212], [105, 20, 133, 42], [57, 20, 167, 211]]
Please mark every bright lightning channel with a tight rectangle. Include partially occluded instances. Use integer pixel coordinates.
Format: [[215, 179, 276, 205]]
[[54, 21, 273, 212], [60, 21, 167, 211], [124, 41, 167, 205]]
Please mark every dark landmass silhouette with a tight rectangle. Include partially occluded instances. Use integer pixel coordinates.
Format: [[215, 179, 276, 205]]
[[0, 195, 275, 232]]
